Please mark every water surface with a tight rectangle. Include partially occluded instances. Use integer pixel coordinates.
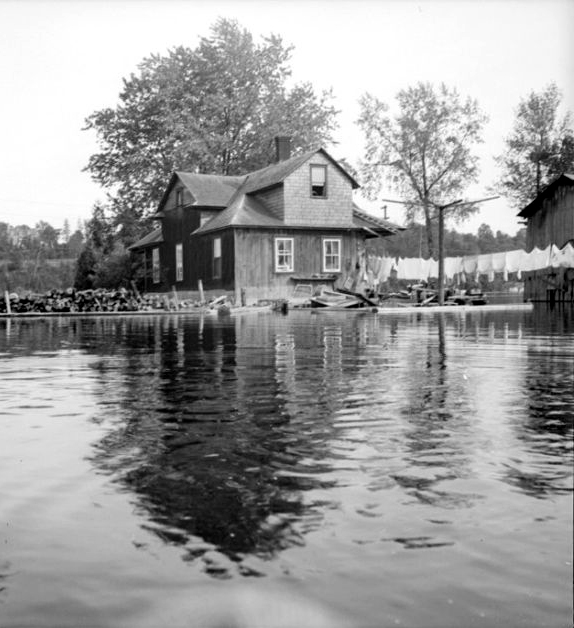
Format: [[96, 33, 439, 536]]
[[0, 307, 572, 627]]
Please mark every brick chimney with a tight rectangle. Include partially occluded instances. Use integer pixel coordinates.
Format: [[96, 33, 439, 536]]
[[274, 136, 291, 162]]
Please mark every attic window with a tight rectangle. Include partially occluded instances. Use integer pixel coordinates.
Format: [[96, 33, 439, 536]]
[[176, 188, 183, 207], [310, 165, 327, 197]]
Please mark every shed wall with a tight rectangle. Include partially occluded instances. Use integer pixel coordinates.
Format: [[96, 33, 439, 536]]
[[526, 186, 574, 250]]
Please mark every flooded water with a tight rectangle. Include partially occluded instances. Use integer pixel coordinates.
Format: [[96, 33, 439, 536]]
[[0, 306, 572, 628]]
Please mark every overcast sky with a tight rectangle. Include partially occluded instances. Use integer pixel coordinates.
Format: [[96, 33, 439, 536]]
[[1, 0, 573, 236]]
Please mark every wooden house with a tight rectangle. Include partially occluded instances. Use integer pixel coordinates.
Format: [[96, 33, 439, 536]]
[[130, 138, 400, 302], [517, 173, 574, 302]]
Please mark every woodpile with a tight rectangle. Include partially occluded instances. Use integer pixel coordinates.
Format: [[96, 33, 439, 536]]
[[1, 288, 164, 314]]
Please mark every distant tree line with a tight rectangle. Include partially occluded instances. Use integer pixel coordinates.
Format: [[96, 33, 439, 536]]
[[0, 220, 84, 294]]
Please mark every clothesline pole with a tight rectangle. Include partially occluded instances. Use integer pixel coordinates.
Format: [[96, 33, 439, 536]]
[[437, 200, 462, 305]]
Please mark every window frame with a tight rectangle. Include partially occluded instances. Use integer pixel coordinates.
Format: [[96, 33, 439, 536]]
[[310, 164, 328, 198], [175, 188, 183, 207], [152, 247, 160, 284], [175, 243, 183, 282], [274, 237, 294, 273], [322, 237, 341, 273], [213, 236, 222, 279]]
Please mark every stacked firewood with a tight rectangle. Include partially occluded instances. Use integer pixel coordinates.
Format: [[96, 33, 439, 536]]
[[0, 288, 167, 314]]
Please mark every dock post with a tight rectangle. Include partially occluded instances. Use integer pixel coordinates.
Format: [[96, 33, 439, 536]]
[[4, 291, 11, 315]]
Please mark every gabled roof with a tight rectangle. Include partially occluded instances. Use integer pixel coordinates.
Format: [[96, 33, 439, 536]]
[[128, 227, 163, 250], [156, 148, 360, 216], [242, 148, 359, 194], [517, 173, 574, 218], [156, 171, 244, 213], [148, 147, 394, 237], [177, 172, 244, 207]]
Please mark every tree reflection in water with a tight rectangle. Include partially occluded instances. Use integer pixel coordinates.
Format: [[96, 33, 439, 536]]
[[1, 307, 571, 580], [505, 305, 574, 498], [87, 314, 345, 571]]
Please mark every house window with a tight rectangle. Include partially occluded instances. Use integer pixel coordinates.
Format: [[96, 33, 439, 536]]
[[310, 165, 327, 197], [213, 237, 222, 279], [275, 238, 294, 272], [152, 247, 160, 284], [323, 238, 341, 272], [175, 243, 183, 282], [176, 188, 183, 207]]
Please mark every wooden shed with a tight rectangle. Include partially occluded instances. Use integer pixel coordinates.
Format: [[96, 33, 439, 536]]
[[517, 173, 574, 302]]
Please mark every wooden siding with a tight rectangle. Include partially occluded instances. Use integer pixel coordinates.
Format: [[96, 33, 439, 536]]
[[233, 228, 363, 301], [523, 267, 574, 303], [282, 152, 353, 227], [190, 230, 235, 292], [525, 186, 574, 251]]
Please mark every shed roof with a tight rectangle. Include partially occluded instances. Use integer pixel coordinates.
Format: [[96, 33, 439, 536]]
[[352, 205, 403, 235], [193, 189, 284, 234], [517, 173, 574, 218], [128, 227, 163, 250]]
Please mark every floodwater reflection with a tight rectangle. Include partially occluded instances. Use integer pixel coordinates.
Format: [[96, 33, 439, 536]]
[[0, 306, 572, 627]]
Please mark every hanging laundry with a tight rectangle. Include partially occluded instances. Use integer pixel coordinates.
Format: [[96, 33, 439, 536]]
[[444, 256, 463, 280], [477, 253, 492, 277], [463, 255, 478, 275]]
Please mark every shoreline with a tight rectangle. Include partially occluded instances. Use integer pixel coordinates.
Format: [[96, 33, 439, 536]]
[[0, 302, 546, 319]]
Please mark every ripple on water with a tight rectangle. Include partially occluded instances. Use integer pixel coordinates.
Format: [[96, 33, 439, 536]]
[[0, 309, 572, 627]]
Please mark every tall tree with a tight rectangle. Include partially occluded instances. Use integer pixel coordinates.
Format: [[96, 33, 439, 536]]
[[494, 83, 574, 209], [84, 18, 338, 240], [357, 83, 487, 257]]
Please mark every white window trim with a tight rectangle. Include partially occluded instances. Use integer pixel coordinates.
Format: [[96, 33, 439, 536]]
[[310, 164, 328, 198], [323, 238, 341, 272], [175, 243, 183, 282], [275, 237, 294, 273]]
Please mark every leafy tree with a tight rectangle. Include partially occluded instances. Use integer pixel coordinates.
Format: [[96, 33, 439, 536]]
[[84, 18, 338, 239], [358, 82, 487, 257], [62, 219, 71, 246], [477, 223, 497, 253], [74, 245, 98, 290], [0, 222, 9, 256], [67, 230, 84, 258], [85, 203, 115, 254], [35, 221, 60, 251], [494, 83, 574, 208]]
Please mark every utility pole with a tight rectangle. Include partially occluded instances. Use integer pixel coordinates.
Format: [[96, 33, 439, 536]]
[[437, 199, 462, 306], [384, 195, 499, 305]]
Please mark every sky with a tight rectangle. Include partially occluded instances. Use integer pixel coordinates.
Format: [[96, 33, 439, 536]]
[[1, 0, 573, 236]]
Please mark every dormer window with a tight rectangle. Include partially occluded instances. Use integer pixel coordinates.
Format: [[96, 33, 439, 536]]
[[310, 165, 327, 197], [175, 188, 183, 207]]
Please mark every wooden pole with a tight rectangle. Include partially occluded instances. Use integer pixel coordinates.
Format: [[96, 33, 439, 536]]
[[4, 291, 11, 315], [130, 280, 140, 299], [444, 206, 448, 304], [436, 199, 462, 306], [198, 279, 204, 303]]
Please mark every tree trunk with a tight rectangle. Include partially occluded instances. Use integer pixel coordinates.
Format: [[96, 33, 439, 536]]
[[423, 201, 435, 258]]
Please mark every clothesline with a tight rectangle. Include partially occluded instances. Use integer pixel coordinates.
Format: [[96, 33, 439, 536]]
[[364, 243, 574, 284]]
